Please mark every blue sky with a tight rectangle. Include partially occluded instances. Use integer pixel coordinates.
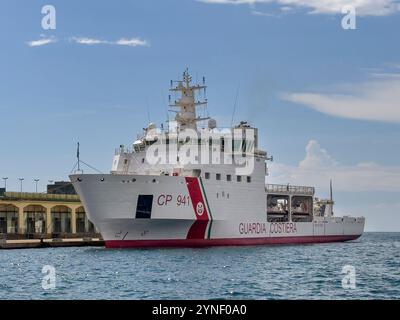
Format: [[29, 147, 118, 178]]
[[0, 0, 399, 231]]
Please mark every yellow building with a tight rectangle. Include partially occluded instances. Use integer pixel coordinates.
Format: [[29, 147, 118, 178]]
[[0, 192, 98, 239]]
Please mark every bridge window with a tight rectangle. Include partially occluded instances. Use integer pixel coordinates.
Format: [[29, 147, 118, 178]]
[[227, 174, 232, 182], [247, 176, 251, 183], [237, 175, 242, 182], [136, 195, 153, 219], [205, 172, 210, 179], [216, 173, 221, 181]]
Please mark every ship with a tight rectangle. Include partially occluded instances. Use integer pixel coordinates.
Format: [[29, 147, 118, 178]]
[[70, 69, 365, 248]]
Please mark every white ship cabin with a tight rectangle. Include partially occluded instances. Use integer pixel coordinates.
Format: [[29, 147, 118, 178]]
[[111, 69, 268, 187], [111, 121, 266, 176]]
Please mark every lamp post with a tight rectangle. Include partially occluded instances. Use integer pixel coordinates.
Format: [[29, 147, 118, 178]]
[[2, 177, 8, 190], [19, 178, 24, 193], [34, 179, 40, 193]]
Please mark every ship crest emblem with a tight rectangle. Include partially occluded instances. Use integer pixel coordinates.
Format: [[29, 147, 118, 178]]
[[196, 202, 204, 216]]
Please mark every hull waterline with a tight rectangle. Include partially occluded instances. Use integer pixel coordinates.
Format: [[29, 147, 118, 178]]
[[105, 234, 362, 248]]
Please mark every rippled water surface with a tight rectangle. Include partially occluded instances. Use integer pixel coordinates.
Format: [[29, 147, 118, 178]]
[[1, 233, 399, 299]]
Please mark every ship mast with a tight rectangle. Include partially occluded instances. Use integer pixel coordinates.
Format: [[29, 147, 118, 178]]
[[169, 69, 209, 131]]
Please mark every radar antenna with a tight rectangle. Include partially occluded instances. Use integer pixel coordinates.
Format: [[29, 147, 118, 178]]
[[169, 68, 209, 131]]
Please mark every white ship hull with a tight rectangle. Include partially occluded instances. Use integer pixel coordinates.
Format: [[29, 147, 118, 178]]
[[70, 174, 365, 248]]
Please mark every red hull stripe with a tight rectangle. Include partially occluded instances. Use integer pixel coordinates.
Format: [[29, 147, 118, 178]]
[[186, 220, 209, 239], [199, 177, 213, 239], [185, 177, 209, 239], [105, 234, 362, 248]]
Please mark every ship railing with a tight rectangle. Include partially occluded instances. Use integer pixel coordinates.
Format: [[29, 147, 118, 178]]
[[2, 192, 80, 202], [266, 184, 315, 195]]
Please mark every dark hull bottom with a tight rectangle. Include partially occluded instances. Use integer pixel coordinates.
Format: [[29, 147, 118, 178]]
[[105, 234, 362, 248]]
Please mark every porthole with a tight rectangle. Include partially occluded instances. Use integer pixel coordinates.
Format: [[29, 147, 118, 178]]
[[132, 178, 136, 182], [100, 178, 105, 182], [77, 178, 82, 182]]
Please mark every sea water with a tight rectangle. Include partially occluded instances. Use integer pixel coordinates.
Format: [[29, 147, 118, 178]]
[[0, 232, 399, 299]]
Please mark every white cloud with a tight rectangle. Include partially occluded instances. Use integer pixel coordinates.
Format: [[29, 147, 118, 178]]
[[251, 10, 275, 16], [115, 38, 149, 47], [200, 0, 257, 3], [299, 140, 337, 168], [268, 140, 400, 192], [282, 73, 400, 123], [71, 37, 149, 47], [198, 0, 400, 16], [26, 36, 57, 47], [71, 37, 109, 45]]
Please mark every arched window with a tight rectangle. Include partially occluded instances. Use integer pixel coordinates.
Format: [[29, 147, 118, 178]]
[[24, 205, 46, 234], [51, 206, 72, 234], [0, 204, 18, 234]]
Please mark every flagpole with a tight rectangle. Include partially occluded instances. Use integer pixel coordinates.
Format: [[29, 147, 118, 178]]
[[77, 142, 80, 172]]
